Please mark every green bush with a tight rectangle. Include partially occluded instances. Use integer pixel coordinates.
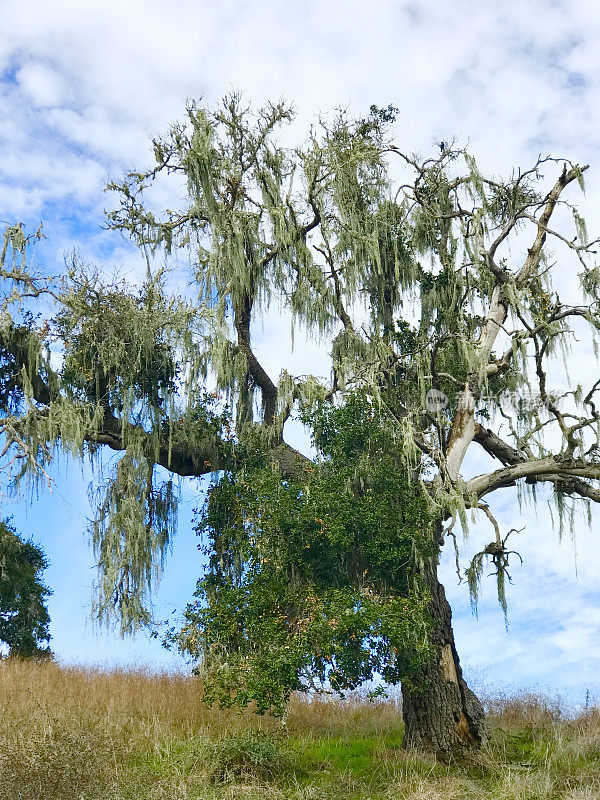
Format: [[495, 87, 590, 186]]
[[205, 733, 289, 783]]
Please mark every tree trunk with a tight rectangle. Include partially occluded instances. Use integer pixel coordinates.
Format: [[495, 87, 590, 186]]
[[401, 553, 487, 759]]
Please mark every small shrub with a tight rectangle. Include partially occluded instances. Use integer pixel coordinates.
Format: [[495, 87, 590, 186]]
[[205, 733, 288, 783]]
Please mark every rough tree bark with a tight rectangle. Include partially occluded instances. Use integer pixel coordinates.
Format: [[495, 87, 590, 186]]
[[401, 548, 487, 759]]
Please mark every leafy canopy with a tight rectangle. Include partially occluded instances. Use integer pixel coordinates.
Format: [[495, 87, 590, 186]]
[[174, 395, 434, 713]]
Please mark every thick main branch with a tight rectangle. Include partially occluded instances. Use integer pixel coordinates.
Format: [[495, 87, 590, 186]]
[[466, 456, 600, 499], [234, 291, 278, 427]]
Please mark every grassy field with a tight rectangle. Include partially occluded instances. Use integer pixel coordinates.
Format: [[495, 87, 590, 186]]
[[1, 660, 599, 799]]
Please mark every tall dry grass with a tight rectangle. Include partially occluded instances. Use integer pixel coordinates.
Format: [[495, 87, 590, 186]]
[[0, 657, 402, 736], [1, 658, 600, 799]]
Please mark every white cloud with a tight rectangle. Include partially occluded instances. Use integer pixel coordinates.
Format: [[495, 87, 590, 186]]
[[17, 62, 65, 108]]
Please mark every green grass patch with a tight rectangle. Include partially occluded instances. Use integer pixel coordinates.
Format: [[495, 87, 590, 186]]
[[293, 732, 402, 776]]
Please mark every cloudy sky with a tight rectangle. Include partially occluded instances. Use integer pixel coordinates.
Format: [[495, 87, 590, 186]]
[[2, 0, 600, 704]]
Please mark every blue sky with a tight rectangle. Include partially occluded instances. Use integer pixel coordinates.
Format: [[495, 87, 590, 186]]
[[2, 0, 600, 702]]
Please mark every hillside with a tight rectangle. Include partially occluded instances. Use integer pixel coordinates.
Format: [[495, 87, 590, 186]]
[[0, 660, 598, 799]]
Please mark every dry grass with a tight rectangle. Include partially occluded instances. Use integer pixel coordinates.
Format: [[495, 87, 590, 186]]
[[1, 659, 600, 799]]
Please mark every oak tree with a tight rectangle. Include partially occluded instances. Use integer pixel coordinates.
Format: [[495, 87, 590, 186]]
[[2, 97, 599, 756]]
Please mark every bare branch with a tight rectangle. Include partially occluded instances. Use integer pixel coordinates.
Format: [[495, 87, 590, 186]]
[[477, 503, 502, 545], [515, 164, 588, 289]]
